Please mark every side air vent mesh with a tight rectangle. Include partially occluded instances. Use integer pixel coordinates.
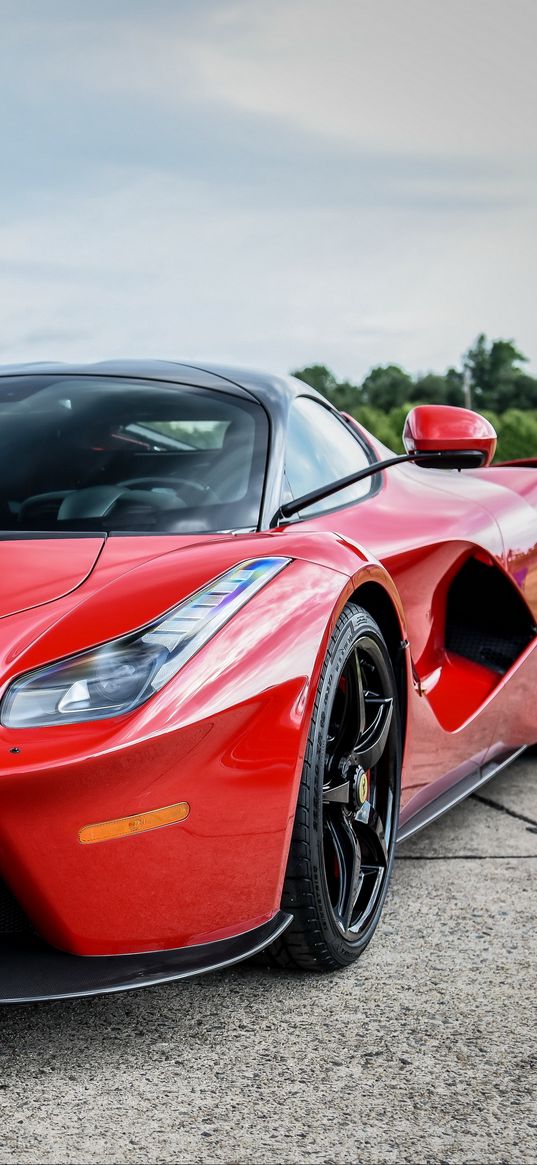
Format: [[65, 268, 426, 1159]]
[[445, 557, 535, 675]]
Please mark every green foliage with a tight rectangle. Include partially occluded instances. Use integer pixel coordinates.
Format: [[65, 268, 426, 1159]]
[[353, 405, 405, 453], [292, 336, 537, 461], [464, 334, 536, 412], [508, 374, 537, 411], [361, 365, 412, 411], [291, 364, 338, 397], [494, 410, 537, 461], [411, 371, 464, 407]]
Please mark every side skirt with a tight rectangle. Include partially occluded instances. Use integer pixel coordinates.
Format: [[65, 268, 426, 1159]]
[[0, 911, 293, 1004], [397, 746, 526, 844]]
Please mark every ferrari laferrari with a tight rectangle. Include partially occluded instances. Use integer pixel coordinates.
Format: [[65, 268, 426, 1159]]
[[0, 360, 535, 1002]]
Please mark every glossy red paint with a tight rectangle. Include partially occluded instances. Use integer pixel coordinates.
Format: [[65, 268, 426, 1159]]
[[403, 404, 497, 465], [303, 423, 537, 810], [0, 397, 535, 963], [0, 537, 105, 619], [0, 552, 349, 953]]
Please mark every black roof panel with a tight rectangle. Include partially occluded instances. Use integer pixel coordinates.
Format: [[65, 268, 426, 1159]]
[[0, 360, 324, 417]]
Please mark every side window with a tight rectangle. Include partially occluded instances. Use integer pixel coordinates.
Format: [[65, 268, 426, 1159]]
[[284, 398, 373, 516]]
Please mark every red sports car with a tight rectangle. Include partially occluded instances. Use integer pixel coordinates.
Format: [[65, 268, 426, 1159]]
[[0, 361, 535, 1002]]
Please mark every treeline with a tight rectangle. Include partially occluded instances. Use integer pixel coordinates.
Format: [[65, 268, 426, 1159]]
[[292, 335, 537, 461]]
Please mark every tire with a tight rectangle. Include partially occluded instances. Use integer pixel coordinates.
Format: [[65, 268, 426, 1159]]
[[266, 602, 401, 971]]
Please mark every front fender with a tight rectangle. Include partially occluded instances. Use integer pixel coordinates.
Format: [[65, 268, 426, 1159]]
[[0, 542, 406, 957]]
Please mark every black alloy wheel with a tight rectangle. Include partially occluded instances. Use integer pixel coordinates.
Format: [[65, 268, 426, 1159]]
[[266, 603, 401, 971]]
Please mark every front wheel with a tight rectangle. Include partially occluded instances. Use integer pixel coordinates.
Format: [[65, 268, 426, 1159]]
[[268, 603, 401, 971]]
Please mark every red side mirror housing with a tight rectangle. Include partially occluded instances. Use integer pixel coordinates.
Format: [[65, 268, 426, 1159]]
[[403, 405, 497, 469]]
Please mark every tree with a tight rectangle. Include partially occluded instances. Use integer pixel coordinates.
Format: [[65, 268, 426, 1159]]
[[444, 367, 465, 407], [496, 372, 537, 412], [410, 370, 464, 407], [409, 373, 463, 406], [361, 365, 413, 411], [291, 364, 338, 397], [329, 380, 364, 411], [463, 334, 533, 411], [494, 410, 537, 461], [291, 365, 364, 411], [290, 337, 537, 461]]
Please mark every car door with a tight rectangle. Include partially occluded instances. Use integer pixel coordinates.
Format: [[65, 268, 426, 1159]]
[[280, 397, 527, 813]]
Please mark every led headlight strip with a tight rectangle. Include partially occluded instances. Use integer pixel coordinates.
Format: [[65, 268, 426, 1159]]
[[1, 556, 290, 728]]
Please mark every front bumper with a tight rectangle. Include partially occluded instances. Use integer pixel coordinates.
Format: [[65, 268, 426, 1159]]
[[0, 910, 292, 1003]]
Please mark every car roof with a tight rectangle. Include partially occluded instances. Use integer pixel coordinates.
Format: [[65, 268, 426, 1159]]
[[0, 359, 327, 419]]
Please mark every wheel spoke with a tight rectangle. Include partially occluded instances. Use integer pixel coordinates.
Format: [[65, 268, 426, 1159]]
[[325, 676, 352, 777], [323, 780, 351, 804], [325, 810, 362, 932], [354, 696, 393, 771], [355, 866, 384, 928], [353, 800, 388, 866], [348, 648, 367, 743]]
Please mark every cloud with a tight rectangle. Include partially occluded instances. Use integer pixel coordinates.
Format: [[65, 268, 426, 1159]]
[[0, 0, 536, 379], [194, 0, 537, 161], [1, 169, 535, 379]]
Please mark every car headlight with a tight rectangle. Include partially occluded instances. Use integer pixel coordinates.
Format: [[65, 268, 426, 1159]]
[[1, 557, 290, 728]]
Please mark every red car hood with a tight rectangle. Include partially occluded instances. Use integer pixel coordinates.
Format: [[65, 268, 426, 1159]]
[[0, 529, 358, 673], [0, 536, 106, 620], [0, 533, 236, 622], [0, 528, 367, 690]]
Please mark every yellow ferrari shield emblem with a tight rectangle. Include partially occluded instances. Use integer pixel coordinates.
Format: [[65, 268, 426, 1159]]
[[358, 771, 368, 804]]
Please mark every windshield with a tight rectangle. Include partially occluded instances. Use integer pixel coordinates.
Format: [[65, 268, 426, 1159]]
[[0, 375, 268, 534]]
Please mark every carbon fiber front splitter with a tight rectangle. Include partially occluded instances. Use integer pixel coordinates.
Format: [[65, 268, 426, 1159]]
[[0, 911, 292, 1003]]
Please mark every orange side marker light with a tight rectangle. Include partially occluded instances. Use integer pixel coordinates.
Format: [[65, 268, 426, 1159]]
[[79, 802, 190, 844]]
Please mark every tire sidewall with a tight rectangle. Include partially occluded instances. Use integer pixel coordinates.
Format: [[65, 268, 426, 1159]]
[[306, 604, 401, 966]]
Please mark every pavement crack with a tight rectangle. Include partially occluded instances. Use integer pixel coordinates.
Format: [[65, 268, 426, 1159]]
[[396, 853, 537, 861], [471, 792, 537, 832]]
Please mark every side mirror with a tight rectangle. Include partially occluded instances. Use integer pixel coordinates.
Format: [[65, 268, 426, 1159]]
[[403, 405, 497, 469]]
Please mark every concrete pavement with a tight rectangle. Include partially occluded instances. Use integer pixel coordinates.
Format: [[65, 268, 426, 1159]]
[[0, 755, 536, 1165]]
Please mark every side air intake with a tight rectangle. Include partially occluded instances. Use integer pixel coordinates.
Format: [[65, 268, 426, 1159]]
[[445, 557, 535, 675]]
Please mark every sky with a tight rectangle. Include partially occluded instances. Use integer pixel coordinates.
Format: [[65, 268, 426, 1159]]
[[0, 0, 536, 382]]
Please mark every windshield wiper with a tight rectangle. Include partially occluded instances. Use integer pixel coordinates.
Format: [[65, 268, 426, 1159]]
[[270, 449, 481, 527]]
